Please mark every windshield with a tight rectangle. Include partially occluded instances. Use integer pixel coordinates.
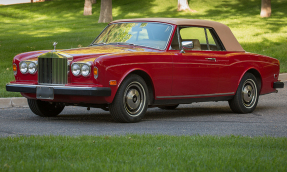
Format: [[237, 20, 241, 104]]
[[92, 22, 174, 50]]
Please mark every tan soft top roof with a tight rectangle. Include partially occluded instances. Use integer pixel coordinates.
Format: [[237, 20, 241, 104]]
[[111, 18, 244, 52]]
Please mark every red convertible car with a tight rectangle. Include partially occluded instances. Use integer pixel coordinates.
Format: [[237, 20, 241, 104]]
[[6, 18, 284, 122]]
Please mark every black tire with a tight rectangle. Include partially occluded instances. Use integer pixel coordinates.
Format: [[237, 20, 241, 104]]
[[158, 104, 179, 110], [27, 99, 65, 117], [109, 74, 148, 123], [228, 73, 260, 113]]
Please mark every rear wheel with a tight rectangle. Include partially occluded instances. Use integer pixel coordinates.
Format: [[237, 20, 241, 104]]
[[228, 73, 259, 113], [109, 74, 148, 123], [158, 104, 179, 110], [27, 99, 65, 117]]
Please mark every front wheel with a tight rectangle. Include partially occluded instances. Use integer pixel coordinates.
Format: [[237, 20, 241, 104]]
[[228, 73, 259, 113], [27, 99, 65, 117], [109, 74, 148, 123]]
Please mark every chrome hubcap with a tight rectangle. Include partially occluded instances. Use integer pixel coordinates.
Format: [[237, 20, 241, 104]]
[[241, 79, 257, 108], [123, 81, 146, 116], [126, 89, 140, 110]]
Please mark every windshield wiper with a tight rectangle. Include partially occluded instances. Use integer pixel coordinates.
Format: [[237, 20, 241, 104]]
[[90, 42, 106, 46]]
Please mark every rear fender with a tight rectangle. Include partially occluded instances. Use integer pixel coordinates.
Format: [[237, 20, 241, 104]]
[[237, 67, 262, 94]]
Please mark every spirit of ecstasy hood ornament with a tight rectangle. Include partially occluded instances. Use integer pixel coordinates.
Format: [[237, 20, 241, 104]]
[[53, 42, 58, 52]]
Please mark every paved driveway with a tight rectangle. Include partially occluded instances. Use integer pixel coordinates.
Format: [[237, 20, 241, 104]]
[[1, 86, 286, 137]]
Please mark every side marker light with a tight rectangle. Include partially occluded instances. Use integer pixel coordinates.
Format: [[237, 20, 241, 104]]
[[109, 80, 117, 86]]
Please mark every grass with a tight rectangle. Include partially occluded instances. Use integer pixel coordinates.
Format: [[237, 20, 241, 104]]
[[0, 0, 287, 97], [1, 135, 287, 171]]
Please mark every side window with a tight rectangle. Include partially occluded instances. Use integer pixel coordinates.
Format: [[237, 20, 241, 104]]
[[206, 29, 215, 45], [180, 27, 206, 44], [179, 26, 224, 51], [207, 28, 225, 51]]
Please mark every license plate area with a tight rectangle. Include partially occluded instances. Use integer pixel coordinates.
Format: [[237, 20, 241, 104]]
[[36, 86, 54, 100]]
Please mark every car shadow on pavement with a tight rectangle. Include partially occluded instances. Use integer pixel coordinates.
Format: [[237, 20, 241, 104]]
[[37, 106, 235, 123], [24, 104, 277, 123]]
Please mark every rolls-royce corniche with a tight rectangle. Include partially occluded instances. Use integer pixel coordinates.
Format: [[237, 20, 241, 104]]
[[6, 18, 284, 122]]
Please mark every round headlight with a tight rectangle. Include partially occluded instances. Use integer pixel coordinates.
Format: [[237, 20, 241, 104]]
[[28, 62, 37, 74], [81, 64, 90, 77], [72, 64, 81, 76], [20, 62, 28, 74]]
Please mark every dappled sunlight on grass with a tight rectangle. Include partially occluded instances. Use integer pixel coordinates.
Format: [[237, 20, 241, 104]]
[[18, 28, 72, 37]]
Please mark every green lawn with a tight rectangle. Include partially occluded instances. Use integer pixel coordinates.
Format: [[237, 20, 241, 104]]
[[1, 135, 287, 171], [1, 0, 287, 97]]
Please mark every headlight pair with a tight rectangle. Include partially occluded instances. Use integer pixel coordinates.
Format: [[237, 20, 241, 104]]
[[19, 61, 37, 74], [71, 63, 91, 77]]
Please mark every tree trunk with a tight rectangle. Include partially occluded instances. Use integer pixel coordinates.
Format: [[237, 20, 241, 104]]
[[260, 0, 271, 18], [98, 0, 113, 23], [177, 0, 196, 12], [92, 0, 96, 4], [83, 0, 92, 16]]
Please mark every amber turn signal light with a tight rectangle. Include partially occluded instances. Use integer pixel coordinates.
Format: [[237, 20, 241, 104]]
[[93, 67, 98, 79], [109, 80, 117, 86], [13, 63, 17, 76], [93, 67, 98, 75], [13, 64, 17, 71]]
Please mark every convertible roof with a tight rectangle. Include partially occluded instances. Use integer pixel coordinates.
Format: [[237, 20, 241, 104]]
[[111, 18, 245, 52]]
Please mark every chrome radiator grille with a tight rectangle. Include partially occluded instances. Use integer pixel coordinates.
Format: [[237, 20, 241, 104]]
[[38, 58, 68, 85]]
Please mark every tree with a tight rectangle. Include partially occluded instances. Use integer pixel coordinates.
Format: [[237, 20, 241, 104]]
[[84, 0, 92, 16], [98, 0, 113, 23], [177, 0, 196, 12], [260, 0, 271, 18], [92, 0, 96, 4]]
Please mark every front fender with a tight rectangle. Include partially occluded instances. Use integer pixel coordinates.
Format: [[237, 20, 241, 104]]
[[96, 52, 173, 103]]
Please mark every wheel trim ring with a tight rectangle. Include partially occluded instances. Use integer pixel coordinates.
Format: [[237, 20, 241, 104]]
[[123, 81, 146, 116], [241, 79, 257, 108]]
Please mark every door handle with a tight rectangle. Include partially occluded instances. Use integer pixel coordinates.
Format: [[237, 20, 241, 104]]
[[205, 58, 216, 62]]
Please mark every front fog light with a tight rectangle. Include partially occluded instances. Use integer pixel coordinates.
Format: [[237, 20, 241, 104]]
[[20, 62, 28, 74], [81, 64, 90, 77], [28, 62, 37, 74], [72, 64, 81, 76]]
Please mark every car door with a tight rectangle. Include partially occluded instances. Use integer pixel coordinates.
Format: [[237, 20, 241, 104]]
[[171, 26, 230, 98]]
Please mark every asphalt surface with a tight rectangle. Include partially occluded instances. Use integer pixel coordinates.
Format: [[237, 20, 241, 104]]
[[1, 86, 286, 137]]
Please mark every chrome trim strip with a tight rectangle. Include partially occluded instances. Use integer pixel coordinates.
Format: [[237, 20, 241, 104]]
[[6, 84, 95, 89], [156, 92, 235, 99]]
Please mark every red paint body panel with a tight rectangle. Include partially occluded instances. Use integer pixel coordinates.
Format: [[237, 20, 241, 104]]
[[172, 50, 230, 96], [94, 51, 174, 103]]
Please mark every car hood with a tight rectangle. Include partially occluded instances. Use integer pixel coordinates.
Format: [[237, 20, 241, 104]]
[[16, 45, 155, 62]]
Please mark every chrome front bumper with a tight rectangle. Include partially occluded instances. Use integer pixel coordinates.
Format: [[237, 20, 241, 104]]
[[6, 84, 111, 97]]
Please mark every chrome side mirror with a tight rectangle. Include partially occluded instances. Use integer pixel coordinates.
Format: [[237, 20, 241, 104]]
[[182, 41, 194, 49]]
